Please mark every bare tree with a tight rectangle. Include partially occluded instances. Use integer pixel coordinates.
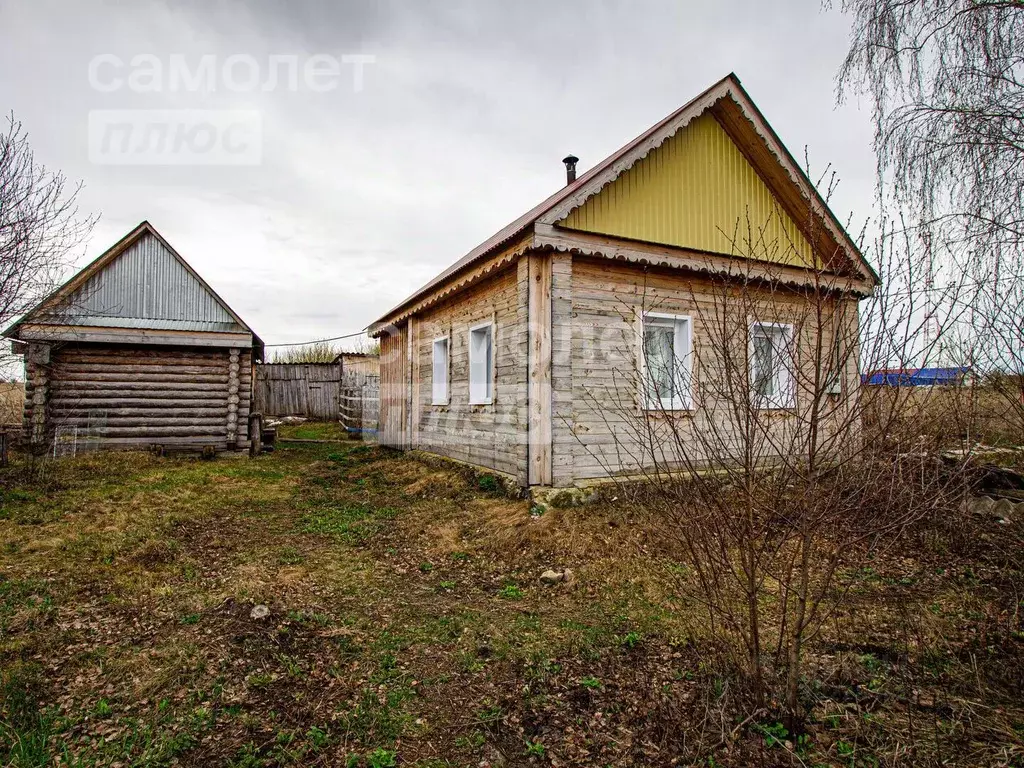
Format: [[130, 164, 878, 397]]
[[575, 198, 976, 734], [0, 113, 96, 373], [834, 0, 1024, 431]]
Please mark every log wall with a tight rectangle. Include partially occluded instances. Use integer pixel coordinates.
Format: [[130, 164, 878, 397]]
[[410, 264, 527, 479], [558, 256, 861, 483], [29, 343, 253, 453]]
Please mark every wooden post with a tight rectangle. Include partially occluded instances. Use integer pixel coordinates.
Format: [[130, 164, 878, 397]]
[[248, 412, 262, 457], [528, 253, 553, 486], [407, 316, 415, 449]]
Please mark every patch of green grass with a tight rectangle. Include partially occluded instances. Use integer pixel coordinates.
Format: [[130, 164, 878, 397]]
[[499, 584, 524, 600], [300, 503, 396, 545], [307, 724, 330, 750], [277, 546, 305, 565], [477, 474, 500, 493], [524, 739, 546, 757], [246, 672, 274, 689], [620, 631, 643, 650], [337, 654, 414, 745], [752, 721, 788, 748], [580, 675, 602, 689], [0, 578, 52, 628], [278, 422, 351, 441], [367, 747, 397, 768]]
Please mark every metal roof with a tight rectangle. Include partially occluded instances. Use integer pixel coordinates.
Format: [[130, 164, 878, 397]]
[[5, 221, 264, 354], [862, 367, 971, 386], [370, 73, 876, 333], [57, 231, 242, 330]]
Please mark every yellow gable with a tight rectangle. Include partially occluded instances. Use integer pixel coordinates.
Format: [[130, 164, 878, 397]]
[[558, 113, 814, 267]]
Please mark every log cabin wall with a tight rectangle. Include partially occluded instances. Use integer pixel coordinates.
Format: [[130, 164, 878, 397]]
[[409, 263, 527, 481], [558, 255, 860, 484], [36, 343, 252, 452]]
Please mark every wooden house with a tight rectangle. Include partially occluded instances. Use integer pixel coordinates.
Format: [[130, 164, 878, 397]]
[[4, 222, 263, 454], [369, 74, 878, 489]]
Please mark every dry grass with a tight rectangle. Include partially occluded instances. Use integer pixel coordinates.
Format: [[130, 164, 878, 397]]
[[0, 433, 1021, 767]]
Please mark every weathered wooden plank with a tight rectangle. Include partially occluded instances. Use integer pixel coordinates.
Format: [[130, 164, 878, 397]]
[[50, 407, 227, 418], [51, 380, 229, 393], [53, 416, 228, 428], [55, 372, 229, 384], [68, 426, 229, 437], [528, 252, 552, 485], [56, 364, 229, 376]]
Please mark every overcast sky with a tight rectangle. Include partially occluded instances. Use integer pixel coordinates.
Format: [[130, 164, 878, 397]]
[[0, 0, 876, 351]]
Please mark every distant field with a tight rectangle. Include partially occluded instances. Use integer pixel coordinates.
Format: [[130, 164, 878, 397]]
[[0, 381, 23, 426]]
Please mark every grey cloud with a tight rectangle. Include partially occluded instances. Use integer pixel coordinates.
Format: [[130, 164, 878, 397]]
[[0, 0, 875, 346]]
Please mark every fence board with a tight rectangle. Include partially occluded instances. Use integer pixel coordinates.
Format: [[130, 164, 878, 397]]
[[255, 363, 342, 420]]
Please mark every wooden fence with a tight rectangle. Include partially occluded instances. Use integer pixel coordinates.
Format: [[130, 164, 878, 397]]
[[254, 363, 341, 420], [340, 373, 379, 437]]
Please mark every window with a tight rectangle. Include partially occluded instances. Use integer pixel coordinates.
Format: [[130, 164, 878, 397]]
[[432, 336, 449, 404], [750, 322, 795, 409], [825, 333, 844, 396], [469, 322, 493, 404], [642, 313, 693, 410]]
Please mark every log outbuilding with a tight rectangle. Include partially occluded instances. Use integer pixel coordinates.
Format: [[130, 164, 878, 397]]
[[4, 221, 263, 454]]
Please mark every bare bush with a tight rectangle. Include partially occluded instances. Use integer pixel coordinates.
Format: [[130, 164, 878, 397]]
[[575, 197, 977, 730], [271, 341, 342, 364]]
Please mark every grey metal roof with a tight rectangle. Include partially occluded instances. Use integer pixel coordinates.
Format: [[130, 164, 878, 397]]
[[58, 316, 243, 332], [41, 231, 246, 333]]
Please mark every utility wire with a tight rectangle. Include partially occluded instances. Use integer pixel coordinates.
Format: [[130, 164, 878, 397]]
[[263, 328, 369, 348]]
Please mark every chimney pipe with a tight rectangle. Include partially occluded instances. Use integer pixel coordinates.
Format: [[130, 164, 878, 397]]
[[562, 154, 579, 185]]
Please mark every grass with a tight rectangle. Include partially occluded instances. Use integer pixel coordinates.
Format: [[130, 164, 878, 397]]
[[277, 421, 351, 442], [0, 431, 1021, 766]]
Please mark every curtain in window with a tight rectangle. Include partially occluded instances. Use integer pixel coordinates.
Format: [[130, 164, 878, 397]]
[[752, 331, 776, 399], [644, 323, 675, 403]]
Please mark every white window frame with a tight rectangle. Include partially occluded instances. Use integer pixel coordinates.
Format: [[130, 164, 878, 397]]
[[468, 320, 494, 405], [641, 312, 694, 411], [749, 321, 796, 410], [431, 335, 450, 405]]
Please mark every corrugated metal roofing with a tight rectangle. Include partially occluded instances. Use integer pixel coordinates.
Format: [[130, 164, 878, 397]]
[[862, 367, 971, 386], [370, 72, 875, 332], [61, 317, 243, 332], [561, 113, 815, 266], [4, 221, 264, 357], [51, 232, 243, 331]]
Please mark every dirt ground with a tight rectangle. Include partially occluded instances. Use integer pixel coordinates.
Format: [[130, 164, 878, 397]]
[[0, 427, 1021, 767]]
